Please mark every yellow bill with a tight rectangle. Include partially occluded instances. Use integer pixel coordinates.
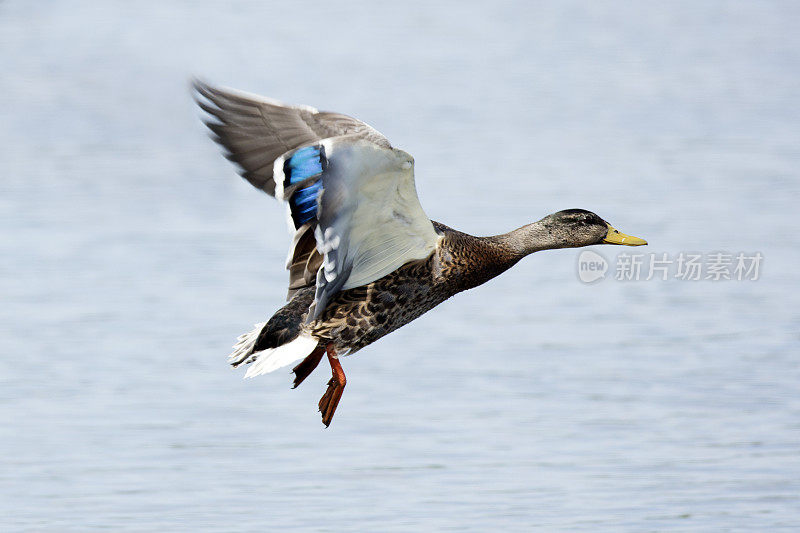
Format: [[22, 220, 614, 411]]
[[603, 225, 648, 246]]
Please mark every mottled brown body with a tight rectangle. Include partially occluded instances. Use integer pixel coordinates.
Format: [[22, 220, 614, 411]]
[[259, 222, 522, 356], [312, 222, 521, 354]]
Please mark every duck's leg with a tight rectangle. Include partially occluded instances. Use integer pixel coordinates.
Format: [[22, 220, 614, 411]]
[[291, 345, 325, 388], [318, 343, 346, 427]]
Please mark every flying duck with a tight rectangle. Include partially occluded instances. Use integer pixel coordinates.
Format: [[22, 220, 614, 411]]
[[193, 81, 647, 426]]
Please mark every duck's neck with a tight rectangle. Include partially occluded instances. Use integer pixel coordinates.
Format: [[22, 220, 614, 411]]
[[491, 219, 572, 256], [441, 220, 566, 292]]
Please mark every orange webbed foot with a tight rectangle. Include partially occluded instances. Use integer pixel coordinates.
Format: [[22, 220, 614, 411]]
[[318, 344, 346, 427]]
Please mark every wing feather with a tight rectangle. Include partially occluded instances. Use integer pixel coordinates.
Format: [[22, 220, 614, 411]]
[[193, 79, 389, 196], [306, 138, 440, 320], [194, 82, 437, 317]]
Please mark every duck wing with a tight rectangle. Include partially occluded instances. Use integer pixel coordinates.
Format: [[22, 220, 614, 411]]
[[193, 80, 389, 195], [194, 82, 440, 320]]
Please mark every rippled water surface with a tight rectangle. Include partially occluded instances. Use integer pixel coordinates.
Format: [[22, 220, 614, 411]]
[[2, 1, 799, 531]]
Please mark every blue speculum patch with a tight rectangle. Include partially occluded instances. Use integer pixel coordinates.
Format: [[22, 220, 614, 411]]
[[288, 146, 323, 183], [286, 145, 325, 227], [291, 180, 322, 225]]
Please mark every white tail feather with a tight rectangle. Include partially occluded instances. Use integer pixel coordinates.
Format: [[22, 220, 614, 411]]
[[243, 334, 319, 379], [227, 322, 266, 366]]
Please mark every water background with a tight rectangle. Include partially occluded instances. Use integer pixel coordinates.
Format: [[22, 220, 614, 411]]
[[1, 1, 799, 531]]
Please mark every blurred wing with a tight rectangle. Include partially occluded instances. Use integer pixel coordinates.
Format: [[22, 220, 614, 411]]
[[193, 80, 389, 196], [193, 81, 393, 297], [273, 138, 440, 321]]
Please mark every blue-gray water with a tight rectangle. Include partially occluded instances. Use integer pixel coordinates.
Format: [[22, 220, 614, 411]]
[[2, 1, 799, 531]]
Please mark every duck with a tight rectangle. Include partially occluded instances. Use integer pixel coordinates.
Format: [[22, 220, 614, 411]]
[[193, 81, 647, 427]]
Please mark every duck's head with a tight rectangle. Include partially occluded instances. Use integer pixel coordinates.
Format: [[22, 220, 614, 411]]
[[542, 209, 648, 248]]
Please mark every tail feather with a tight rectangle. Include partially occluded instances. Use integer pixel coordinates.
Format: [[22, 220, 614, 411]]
[[227, 323, 320, 379], [244, 334, 320, 378], [227, 322, 266, 367]]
